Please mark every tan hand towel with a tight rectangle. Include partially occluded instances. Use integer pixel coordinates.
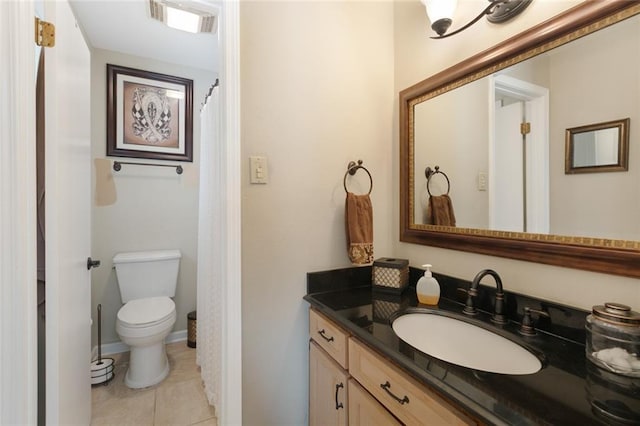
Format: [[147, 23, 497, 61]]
[[427, 194, 456, 227], [345, 192, 373, 264]]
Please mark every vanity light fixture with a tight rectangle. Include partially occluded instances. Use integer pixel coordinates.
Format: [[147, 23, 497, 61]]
[[421, 0, 532, 39], [148, 0, 219, 34]]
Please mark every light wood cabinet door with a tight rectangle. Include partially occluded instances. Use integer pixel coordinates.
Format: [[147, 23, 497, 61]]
[[310, 309, 349, 369], [348, 379, 402, 426], [309, 341, 348, 426], [349, 338, 475, 426]]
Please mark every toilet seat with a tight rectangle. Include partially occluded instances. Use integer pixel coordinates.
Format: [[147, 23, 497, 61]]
[[117, 296, 175, 327]]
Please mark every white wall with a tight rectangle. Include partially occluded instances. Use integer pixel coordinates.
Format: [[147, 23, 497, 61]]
[[548, 16, 640, 240], [90, 48, 217, 345], [394, 1, 639, 310], [238, 1, 640, 424], [414, 78, 489, 228], [240, 1, 394, 424]]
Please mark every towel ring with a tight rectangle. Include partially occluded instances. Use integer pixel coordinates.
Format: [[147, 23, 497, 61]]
[[425, 165, 450, 196], [344, 160, 373, 195]]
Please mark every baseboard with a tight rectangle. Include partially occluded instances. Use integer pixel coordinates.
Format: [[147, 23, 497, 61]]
[[91, 329, 188, 358]]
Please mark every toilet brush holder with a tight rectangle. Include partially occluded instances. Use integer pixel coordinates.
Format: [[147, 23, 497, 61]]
[[91, 304, 115, 385]]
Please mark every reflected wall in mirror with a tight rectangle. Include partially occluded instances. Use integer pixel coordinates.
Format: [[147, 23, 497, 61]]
[[565, 118, 629, 174], [400, 1, 640, 278]]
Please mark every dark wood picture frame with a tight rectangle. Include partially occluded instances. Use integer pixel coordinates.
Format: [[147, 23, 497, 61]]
[[107, 64, 193, 162], [565, 118, 630, 174]]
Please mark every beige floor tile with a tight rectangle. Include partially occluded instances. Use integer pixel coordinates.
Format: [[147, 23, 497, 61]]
[[154, 378, 215, 426], [162, 345, 200, 385], [92, 362, 155, 404], [190, 417, 217, 426], [91, 389, 156, 426], [92, 342, 210, 426], [166, 341, 194, 357]]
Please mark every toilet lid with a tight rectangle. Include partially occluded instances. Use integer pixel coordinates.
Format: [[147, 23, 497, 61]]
[[118, 296, 175, 326]]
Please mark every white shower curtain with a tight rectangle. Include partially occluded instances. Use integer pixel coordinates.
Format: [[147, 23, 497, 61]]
[[197, 84, 222, 410]]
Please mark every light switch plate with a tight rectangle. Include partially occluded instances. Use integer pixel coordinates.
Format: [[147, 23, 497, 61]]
[[250, 156, 268, 184], [478, 172, 487, 191]]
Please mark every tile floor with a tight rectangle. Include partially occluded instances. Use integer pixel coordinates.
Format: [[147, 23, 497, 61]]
[[91, 342, 216, 426]]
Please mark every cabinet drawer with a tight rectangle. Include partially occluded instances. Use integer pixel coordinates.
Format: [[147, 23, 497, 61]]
[[348, 379, 402, 426], [349, 338, 474, 425], [309, 309, 348, 369]]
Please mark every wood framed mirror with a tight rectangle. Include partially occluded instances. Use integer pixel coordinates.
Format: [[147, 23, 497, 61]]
[[400, 1, 640, 278], [565, 118, 630, 174]]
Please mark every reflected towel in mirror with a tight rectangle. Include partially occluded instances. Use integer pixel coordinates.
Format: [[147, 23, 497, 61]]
[[427, 194, 456, 226], [345, 192, 373, 264]]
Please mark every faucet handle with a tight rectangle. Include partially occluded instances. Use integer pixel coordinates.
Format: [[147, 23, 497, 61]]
[[519, 307, 550, 336], [462, 287, 478, 316]]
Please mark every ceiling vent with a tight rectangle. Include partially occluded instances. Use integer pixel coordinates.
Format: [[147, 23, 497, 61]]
[[148, 0, 219, 34]]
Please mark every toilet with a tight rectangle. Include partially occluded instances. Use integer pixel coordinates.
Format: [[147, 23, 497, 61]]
[[113, 249, 181, 389]]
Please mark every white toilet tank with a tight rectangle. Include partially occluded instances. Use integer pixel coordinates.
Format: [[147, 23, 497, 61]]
[[113, 250, 181, 303]]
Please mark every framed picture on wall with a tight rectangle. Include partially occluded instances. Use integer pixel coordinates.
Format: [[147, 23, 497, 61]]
[[107, 64, 193, 162]]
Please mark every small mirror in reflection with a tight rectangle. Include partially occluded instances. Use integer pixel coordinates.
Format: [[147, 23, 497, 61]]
[[572, 127, 619, 167]]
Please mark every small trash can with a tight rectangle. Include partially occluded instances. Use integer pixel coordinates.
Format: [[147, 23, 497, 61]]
[[187, 311, 197, 348]]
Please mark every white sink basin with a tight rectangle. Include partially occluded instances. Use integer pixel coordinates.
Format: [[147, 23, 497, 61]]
[[392, 311, 542, 375]]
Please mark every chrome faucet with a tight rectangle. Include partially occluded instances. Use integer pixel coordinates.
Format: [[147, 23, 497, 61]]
[[463, 269, 507, 324]]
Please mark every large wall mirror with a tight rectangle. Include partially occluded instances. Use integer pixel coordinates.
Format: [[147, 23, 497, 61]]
[[400, 1, 640, 278]]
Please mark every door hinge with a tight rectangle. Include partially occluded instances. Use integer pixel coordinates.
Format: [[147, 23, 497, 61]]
[[35, 17, 55, 47], [520, 122, 531, 135]]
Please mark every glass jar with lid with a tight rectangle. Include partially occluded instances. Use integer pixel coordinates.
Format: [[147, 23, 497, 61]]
[[586, 302, 640, 377]]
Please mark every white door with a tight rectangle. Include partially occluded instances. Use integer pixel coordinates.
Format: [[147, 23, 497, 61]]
[[44, 0, 92, 423], [492, 101, 524, 232]]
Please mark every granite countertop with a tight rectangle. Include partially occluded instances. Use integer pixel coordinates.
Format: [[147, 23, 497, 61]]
[[304, 266, 640, 426]]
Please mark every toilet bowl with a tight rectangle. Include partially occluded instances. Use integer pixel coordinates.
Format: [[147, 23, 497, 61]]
[[113, 249, 181, 389], [116, 296, 177, 388]]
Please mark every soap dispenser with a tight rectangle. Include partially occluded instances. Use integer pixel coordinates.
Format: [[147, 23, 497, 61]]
[[416, 264, 440, 305]]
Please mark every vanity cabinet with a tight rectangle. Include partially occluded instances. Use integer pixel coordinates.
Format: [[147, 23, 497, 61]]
[[309, 308, 475, 425], [309, 341, 348, 426], [309, 308, 348, 369], [348, 379, 402, 425], [349, 338, 474, 425], [309, 309, 395, 426]]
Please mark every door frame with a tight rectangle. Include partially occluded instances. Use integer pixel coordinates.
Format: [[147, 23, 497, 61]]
[[0, 1, 38, 424], [0, 0, 243, 423], [219, 1, 243, 424]]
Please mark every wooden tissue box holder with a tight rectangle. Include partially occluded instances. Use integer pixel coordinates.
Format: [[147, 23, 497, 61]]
[[372, 258, 409, 294]]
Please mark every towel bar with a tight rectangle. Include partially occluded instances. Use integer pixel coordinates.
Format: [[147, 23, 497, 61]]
[[113, 161, 183, 175]]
